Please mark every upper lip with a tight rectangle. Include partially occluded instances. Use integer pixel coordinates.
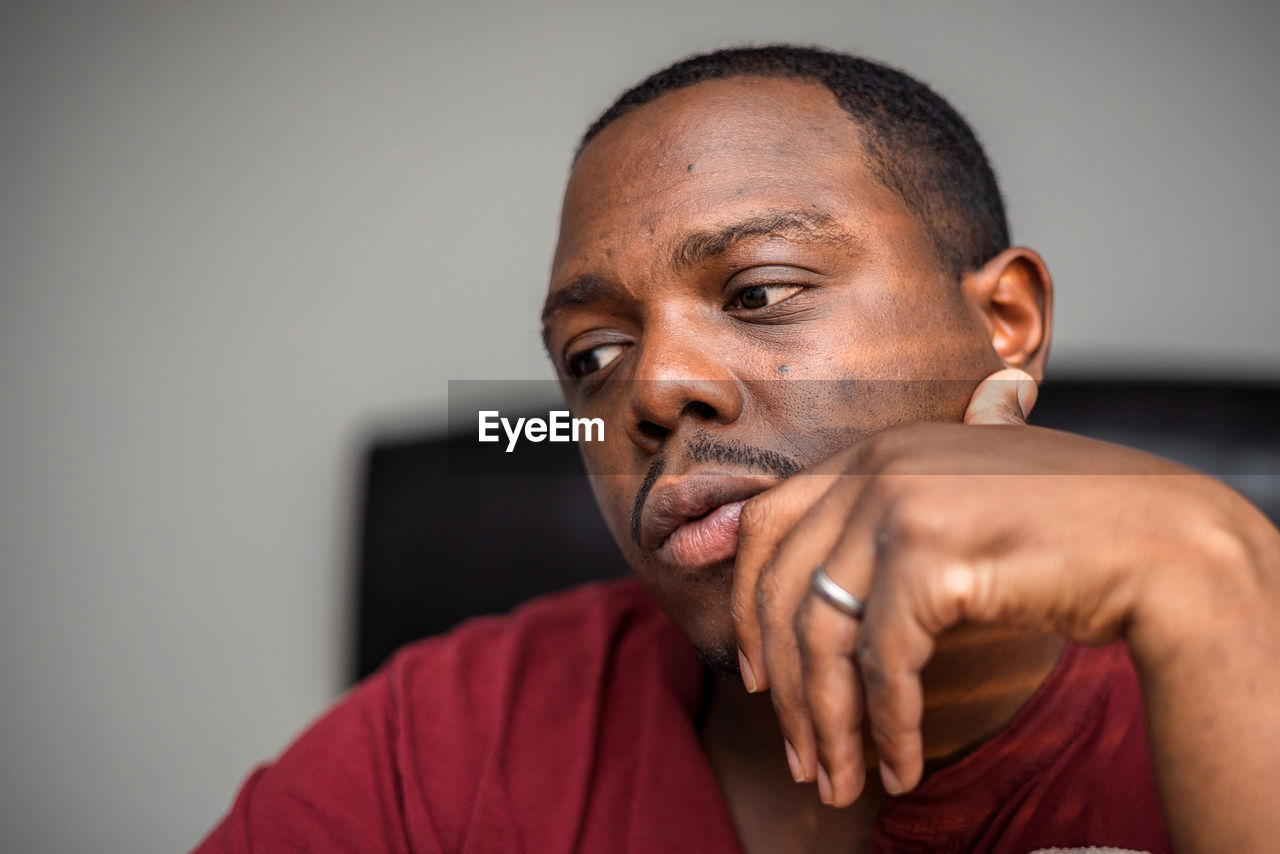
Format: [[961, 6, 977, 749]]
[[639, 470, 779, 551]]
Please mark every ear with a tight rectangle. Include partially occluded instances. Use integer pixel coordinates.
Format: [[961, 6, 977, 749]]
[[960, 246, 1053, 382]]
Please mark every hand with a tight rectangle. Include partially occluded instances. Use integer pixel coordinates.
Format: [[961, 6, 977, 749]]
[[730, 368, 1272, 816]]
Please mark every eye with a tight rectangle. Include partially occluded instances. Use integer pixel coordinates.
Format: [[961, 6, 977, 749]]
[[729, 283, 804, 311], [566, 342, 626, 378]]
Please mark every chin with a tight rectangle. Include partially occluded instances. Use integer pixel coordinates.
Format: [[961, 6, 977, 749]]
[[635, 557, 743, 680], [694, 638, 742, 681]]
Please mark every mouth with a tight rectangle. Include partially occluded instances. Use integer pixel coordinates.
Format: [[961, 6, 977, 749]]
[[640, 471, 779, 569]]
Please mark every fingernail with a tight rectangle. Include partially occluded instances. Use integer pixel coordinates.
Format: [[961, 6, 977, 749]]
[[737, 647, 758, 693], [783, 739, 804, 782], [817, 764, 834, 804], [880, 763, 903, 796]]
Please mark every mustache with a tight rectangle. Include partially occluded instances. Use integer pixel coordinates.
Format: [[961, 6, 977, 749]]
[[628, 436, 803, 547]]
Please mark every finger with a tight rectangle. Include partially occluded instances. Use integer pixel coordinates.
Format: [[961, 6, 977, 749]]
[[751, 482, 855, 782], [732, 468, 840, 694], [857, 555, 967, 797], [857, 599, 933, 796], [963, 367, 1038, 425], [798, 592, 866, 806], [797, 488, 882, 806]]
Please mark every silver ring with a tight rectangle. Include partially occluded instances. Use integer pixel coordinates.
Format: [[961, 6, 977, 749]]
[[810, 565, 866, 619]]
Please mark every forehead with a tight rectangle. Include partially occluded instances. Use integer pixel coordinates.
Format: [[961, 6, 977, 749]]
[[551, 75, 914, 280]]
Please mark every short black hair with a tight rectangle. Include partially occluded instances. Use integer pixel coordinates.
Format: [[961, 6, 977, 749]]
[[578, 45, 1009, 277]]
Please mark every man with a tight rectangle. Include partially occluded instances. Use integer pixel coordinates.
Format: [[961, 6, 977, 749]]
[[196, 46, 1279, 852]]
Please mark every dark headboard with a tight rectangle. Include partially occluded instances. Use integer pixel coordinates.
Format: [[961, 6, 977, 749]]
[[354, 379, 1280, 680]]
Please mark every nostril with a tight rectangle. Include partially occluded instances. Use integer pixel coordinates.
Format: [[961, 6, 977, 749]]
[[637, 420, 669, 442], [685, 401, 717, 421]]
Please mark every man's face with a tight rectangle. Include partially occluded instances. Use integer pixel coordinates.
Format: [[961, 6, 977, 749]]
[[542, 76, 1003, 665]]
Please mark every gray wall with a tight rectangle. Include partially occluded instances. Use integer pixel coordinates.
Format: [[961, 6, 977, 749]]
[[1, 1, 1276, 850]]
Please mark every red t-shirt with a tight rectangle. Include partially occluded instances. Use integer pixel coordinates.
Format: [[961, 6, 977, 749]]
[[194, 579, 1170, 853]]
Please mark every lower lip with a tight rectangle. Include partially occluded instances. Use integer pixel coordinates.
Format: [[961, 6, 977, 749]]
[[659, 499, 747, 568]]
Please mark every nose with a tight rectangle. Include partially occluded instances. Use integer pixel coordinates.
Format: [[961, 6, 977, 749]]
[[623, 320, 745, 454]]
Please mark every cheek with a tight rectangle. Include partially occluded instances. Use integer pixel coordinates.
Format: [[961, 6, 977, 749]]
[[751, 312, 993, 444], [828, 274, 993, 381]]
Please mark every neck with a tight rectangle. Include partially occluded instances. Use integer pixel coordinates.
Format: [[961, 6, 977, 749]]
[[699, 626, 1066, 853]]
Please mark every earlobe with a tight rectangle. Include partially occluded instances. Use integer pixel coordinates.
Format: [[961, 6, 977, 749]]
[[961, 247, 1054, 381]]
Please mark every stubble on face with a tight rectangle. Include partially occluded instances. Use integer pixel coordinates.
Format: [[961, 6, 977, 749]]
[[628, 432, 803, 548], [623, 432, 808, 679], [549, 76, 1002, 674]]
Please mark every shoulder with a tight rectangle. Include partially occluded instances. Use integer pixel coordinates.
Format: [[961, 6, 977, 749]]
[[379, 575, 687, 760], [193, 578, 687, 853]]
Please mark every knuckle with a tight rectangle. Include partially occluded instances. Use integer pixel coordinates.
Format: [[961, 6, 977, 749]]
[[883, 493, 948, 547], [808, 683, 855, 737], [769, 688, 810, 732], [868, 711, 904, 750], [855, 642, 887, 687], [858, 428, 918, 473], [811, 728, 861, 790], [931, 562, 982, 627], [793, 601, 820, 653], [738, 492, 774, 534], [755, 566, 798, 631], [875, 450, 929, 479], [811, 725, 850, 764], [857, 431, 896, 473], [754, 563, 784, 612]]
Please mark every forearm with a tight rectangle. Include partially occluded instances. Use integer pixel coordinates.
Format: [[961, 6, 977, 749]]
[[1129, 482, 1280, 852]]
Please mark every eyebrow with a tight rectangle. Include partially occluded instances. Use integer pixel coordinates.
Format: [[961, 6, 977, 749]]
[[670, 209, 859, 273], [540, 209, 861, 347], [541, 274, 626, 323], [540, 274, 627, 354]]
